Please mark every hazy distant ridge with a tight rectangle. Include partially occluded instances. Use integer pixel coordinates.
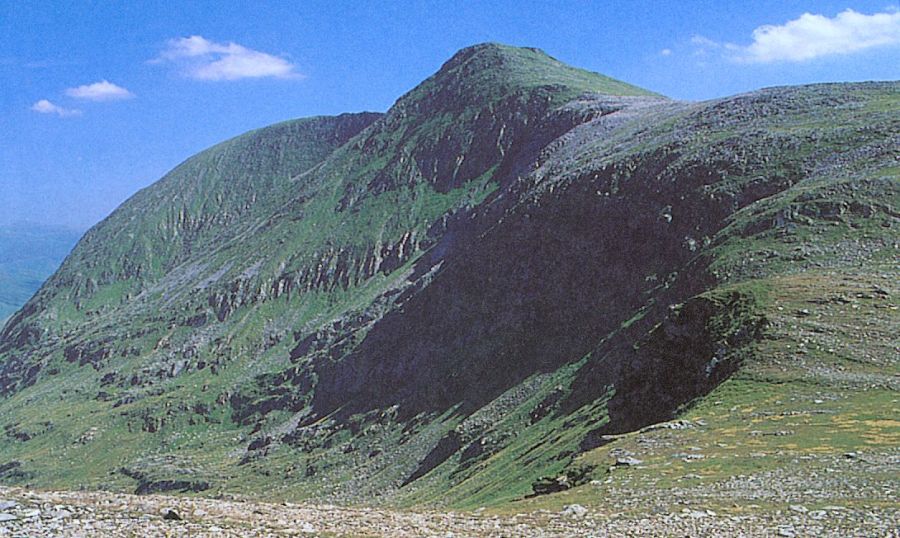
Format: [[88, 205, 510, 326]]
[[0, 223, 81, 322]]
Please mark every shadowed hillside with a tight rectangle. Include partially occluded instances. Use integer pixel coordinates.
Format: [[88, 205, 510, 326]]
[[0, 45, 896, 513]]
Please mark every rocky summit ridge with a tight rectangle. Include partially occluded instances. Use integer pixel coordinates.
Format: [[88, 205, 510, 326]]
[[0, 43, 896, 523]]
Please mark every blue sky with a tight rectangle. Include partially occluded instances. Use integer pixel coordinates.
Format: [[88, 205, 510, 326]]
[[2, 1, 899, 230]]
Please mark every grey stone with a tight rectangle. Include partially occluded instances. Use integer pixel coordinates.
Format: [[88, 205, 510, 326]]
[[561, 504, 588, 518], [162, 508, 182, 521], [48, 508, 73, 519], [778, 525, 797, 537], [615, 456, 643, 467]]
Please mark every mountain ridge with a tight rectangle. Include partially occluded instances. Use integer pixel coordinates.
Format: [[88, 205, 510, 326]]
[[0, 44, 896, 512]]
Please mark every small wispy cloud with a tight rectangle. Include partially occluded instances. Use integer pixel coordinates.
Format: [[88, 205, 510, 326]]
[[690, 36, 720, 49], [65, 80, 134, 101], [660, 48, 672, 57], [31, 99, 81, 117], [154, 35, 300, 81], [694, 9, 900, 64]]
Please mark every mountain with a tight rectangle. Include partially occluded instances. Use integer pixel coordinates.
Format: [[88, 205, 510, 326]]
[[0, 223, 81, 323], [0, 44, 896, 511]]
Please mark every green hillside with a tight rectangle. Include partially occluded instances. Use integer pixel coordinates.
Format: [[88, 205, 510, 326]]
[[0, 44, 896, 518]]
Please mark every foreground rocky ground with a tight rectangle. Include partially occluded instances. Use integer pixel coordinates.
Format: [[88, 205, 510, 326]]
[[0, 485, 897, 537]]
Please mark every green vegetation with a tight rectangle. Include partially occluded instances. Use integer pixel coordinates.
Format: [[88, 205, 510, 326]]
[[507, 270, 898, 518], [0, 44, 896, 517]]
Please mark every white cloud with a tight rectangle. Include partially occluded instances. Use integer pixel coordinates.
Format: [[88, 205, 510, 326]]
[[691, 35, 721, 49], [701, 9, 900, 63], [660, 48, 672, 56], [65, 80, 134, 101], [155, 35, 300, 81], [31, 99, 81, 117]]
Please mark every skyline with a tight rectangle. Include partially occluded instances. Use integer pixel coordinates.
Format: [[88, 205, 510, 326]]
[[3, 1, 899, 230]]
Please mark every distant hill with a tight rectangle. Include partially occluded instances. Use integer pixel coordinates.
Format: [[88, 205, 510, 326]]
[[0, 223, 81, 323]]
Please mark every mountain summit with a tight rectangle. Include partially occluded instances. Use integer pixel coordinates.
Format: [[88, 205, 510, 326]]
[[0, 45, 896, 509], [401, 42, 659, 106]]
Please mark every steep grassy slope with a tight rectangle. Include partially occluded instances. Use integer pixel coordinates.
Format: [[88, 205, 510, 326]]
[[2, 113, 380, 334], [0, 44, 896, 513], [0, 224, 80, 322]]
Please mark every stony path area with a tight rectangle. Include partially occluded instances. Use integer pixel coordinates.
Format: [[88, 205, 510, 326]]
[[0, 487, 897, 537]]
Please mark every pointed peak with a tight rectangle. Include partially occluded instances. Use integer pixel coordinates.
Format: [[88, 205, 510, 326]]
[[419, 43, 660, 103], [437, 43, 569, 82], [441, 42, 552, 68]]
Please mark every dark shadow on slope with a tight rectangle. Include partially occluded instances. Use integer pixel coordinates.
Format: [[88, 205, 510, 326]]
[[310, 151, 733, 426], [564, 274, 768, 452]]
